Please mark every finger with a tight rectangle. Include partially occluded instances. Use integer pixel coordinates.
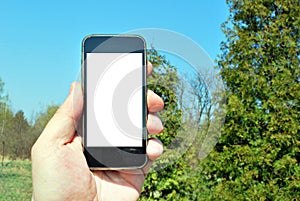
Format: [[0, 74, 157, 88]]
[[142, 138, 163, 175], [147, 138, 163, 161], [147, 90, 164, 113], [147, 113, 163, 134], [147, 61, 153, 76], [37, 82, 83, 145]]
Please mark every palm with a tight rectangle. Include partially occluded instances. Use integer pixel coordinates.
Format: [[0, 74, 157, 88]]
[[60, 140, 145, 201], [73, 142, 145, 201], [92, 170, 144, 201], [34, 137, 144, 201]]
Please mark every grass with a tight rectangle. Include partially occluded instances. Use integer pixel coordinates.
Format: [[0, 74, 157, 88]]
[[0, 159, 32, 201]]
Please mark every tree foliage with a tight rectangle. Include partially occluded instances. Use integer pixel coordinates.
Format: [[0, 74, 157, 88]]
[[141, 48, 187, 200], [147, 48, 182, 146], [140, 48, 213, 200], [199, 0, 300, 200]]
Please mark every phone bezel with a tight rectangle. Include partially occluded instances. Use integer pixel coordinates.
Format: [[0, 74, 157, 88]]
[[82, 34, 148, 169]]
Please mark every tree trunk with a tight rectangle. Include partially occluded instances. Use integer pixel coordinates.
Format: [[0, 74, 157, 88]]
[[1, 141, 4, 166]]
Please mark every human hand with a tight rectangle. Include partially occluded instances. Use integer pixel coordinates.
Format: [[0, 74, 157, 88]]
[[31, 62, 164, 201]]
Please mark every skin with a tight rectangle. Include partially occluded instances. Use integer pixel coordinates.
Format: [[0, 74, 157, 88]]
[[31, 62, 165, 201]]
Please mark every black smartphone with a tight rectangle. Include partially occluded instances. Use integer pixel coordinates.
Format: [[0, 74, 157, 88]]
[[82, 35, 147, 169]]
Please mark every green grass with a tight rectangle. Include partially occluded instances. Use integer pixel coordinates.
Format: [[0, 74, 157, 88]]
[[0, 159, 32, 201]]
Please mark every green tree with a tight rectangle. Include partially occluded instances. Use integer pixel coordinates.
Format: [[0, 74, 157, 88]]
[[0, 78, 10, 164], [142, 48, 184, 199], [147, 48, 182, 146], [0, 79, 16, 163], [200, 0, 300, 200], [140, 48, 213, 201], [11, 110, 31, 159]]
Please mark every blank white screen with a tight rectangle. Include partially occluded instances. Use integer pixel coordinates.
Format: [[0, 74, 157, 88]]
[[86, 53, 143, 147]]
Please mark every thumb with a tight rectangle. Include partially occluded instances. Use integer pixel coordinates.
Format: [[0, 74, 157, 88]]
[[38, 82, 83, 145]]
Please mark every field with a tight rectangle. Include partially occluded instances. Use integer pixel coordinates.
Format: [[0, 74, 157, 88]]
[[0, 159, 32, 201]]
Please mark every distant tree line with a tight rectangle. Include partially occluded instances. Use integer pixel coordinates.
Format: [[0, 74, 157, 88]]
[[0, 83, 58, 163]]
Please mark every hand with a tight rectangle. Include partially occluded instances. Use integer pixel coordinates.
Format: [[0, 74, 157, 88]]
[[31, 62, 164, 201]]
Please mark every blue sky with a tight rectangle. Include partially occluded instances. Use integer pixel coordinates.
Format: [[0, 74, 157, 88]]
[[0, 0, 228, 120]]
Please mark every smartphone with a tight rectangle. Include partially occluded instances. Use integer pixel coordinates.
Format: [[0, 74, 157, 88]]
[[82, 35, 147, 169]]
